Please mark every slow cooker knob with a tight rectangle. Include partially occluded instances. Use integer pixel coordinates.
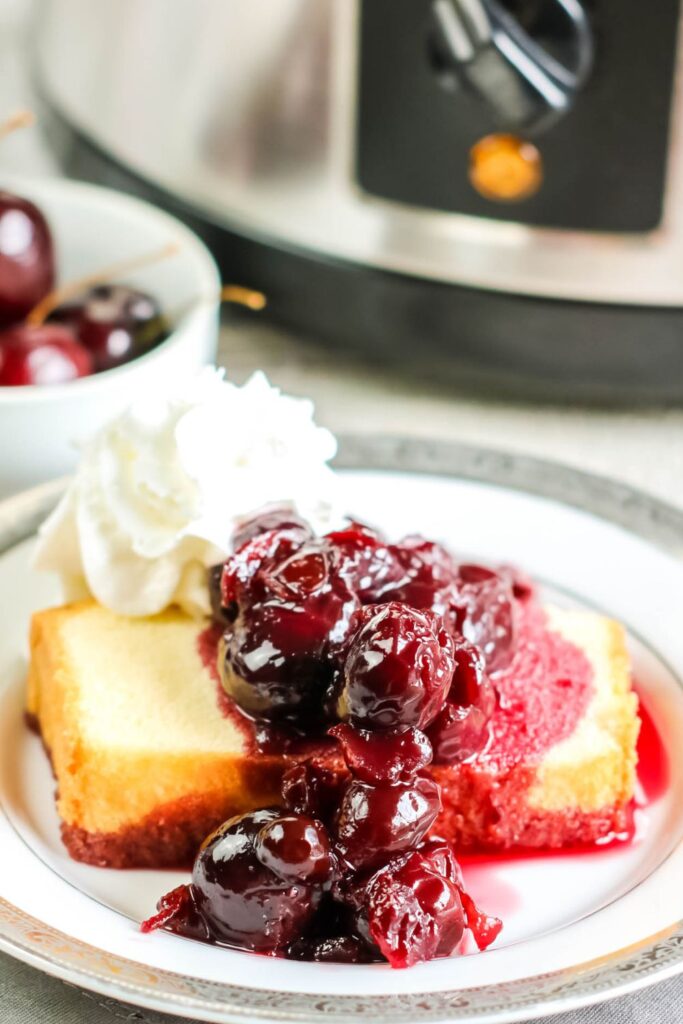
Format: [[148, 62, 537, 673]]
[[428, 0, 594, 134]]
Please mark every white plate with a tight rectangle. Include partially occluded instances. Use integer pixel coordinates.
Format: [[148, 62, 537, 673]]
[[1, 437, 683, 1024]]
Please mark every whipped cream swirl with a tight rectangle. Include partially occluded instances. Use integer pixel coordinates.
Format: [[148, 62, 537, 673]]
[[33, 369, 341, 617]]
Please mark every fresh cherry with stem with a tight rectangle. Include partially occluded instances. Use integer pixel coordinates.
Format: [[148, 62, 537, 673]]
[[0, 243, 178, 386], [0, 111, 55, 328]]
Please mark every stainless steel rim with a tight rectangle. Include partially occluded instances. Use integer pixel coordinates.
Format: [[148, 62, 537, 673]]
[[1, 435, 683, 1024]]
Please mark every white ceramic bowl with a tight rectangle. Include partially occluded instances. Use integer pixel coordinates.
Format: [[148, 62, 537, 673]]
[[0, 176, 221, 497]]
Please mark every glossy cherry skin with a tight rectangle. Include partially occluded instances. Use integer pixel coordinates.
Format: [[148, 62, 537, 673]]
[[220, 526, 312, 608], [336, 603, 455, 730], [191, 810, 324, 951], [281, 763, 346, 825], [326, 523, 405, 603], [334, 775, 441, 871], [452, 564, 516, 673], [232, 507, 312, 552], [0, 192, 55, 328], [334, 839, 468, 968], [427, 638, 495, 763], [330, 724, 433, 784], [254, 814, 333, 883], [0, 323, 92, 386], [427, 701, 491, 763], [363, 849, 465, 967], [221, 542, 359, 721], [384, 537, 459, 611], [448, 638, 494, 715], [51, 284, 167, 372]]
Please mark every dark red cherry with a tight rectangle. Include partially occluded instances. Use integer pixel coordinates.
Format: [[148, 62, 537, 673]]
[[232, 506, 312, 552], [337, 603, 455, 730], [51, 284, 167, 372], [449, 638, 493, 712], [334, 775, 441, 871], [221, 604, 331, 720], [0, 191, 55, 328], [452, 564, 516, 673], [0, 323, 92, 386], [221, 526, 309, 607], [427, 701, 491, 763], [221, 543, 358, 721], [281, 763, 346, 825], [341, 841, 468, 968], [427, 637, 494, 762], [325, 521, 384, 547], [363, 850, 466, 968], [330, 724, 432, 784], [325, 523, 404, 603], [416, 836, 464, 887], [380, 537, 459, 613], [254, 814, 333, 883], [191, 810, 322, 951]]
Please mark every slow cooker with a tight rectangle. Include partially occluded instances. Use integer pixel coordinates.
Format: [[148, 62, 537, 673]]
[[34, 0, 683, 401]]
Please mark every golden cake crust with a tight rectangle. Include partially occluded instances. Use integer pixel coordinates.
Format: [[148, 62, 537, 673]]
[[28, 603, 282, 846]]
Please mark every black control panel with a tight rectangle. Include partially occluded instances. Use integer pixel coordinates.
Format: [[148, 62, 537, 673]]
[[356, 0, 680, 231]]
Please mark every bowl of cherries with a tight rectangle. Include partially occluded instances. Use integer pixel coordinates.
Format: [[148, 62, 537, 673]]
[[0, 174, 220, 497]]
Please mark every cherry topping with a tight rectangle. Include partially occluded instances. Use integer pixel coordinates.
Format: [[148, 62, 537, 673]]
[[220, 526, 310, 608], [146, 527, 511, 966], [449, 638, 495, 716], [460, 889, 504, 951], [427, 701, 491, 763], [500, 564, 535, 602], [336, 603, 455, 730], [0, 323, 92, 386], [362, 849, 466, 968], [334, 775, 441, 871], [287, 934, 374, 963], [330, 724, 433, 784], [326, 523, 405, 603], [379, 537, 459, 614], [140, 883, 194, 934], [0, 191, 55, 328], [191, 810, 325, 951], [427, 638, 495, 763], [452, 564, 516, 673], [141, 883, 210, 942], [254, 814, 333, 883], [221, 542, 358, 722], [281, 763, 345, 824], [232, 506, 312, 552]]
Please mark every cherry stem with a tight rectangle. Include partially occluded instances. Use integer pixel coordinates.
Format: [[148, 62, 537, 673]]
[[26, 242, 181, 327], [162, 284, 267, 329], [220, 285, 267, 311], [0, 109, 35, 142]]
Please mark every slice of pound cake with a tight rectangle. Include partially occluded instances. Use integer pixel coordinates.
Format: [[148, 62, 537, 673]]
[[27, 599, 639, 868]]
